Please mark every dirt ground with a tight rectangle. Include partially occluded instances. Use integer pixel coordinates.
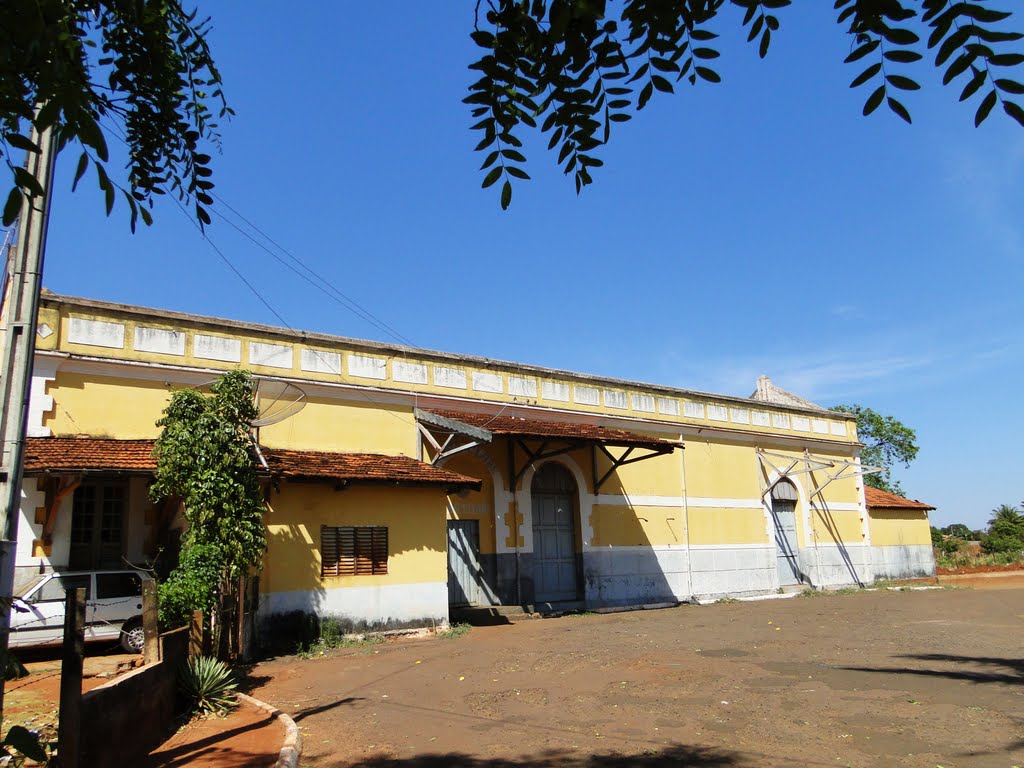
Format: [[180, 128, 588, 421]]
[[3, 646, 139, 725], [250, 588, 1024, 768], [143, 698, 283, 768]]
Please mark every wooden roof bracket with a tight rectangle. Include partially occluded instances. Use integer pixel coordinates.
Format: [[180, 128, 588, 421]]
[[592, 443, 676, 494]]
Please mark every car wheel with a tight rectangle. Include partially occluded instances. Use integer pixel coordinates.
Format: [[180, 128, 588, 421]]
[[120, 620, 145, 654]]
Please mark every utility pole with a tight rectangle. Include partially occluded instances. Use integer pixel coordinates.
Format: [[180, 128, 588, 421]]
[[0, 121, 58, 718]]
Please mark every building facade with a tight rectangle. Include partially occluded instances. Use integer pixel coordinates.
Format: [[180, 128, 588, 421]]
[[14, 293, 935, 631]]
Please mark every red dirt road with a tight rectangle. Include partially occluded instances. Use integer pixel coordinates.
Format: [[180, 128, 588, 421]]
[[252, 588, 1024, 768]]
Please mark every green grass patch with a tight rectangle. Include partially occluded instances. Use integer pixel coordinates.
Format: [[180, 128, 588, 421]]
[[437, 622, 472, 639]]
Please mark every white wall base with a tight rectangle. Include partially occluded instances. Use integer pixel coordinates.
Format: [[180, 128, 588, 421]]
[[871, 544, 935, 579], [259, 581, 448, 626], [800, 543, 873, 587], [689, 545, 776, 597], [584, 547, 689, 605]]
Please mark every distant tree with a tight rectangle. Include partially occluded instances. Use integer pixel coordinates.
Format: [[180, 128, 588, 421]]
[[981, 503, 1024, 555], [467, 1, 1024, 207], [830, 404, 918, 496], [1, 0, 230, 229], [930, 525, 944, 548], [942, 523, 973, 539]]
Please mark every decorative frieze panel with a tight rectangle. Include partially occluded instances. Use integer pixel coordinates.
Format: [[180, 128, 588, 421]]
[[812, 418, 829, 434], [730, 408, 750, 425], [301, 349, 341, 374], [792, 416, 810, 432], [472, 371, 503, 394], [631, 394, 655, 413], [772, 413, 791, 429], [434, 366, 467, 389], [509, 376, 537, 397], [134, 326, 185, 356], [69, 318, 125, 349], [194, 334, 241, 362], [542, 381, 569, 402], [250, 342, 293, 369], [349, 354, 386, 380], [393, 360, 428, 384], [574, 386, 599, 405], [752, 411, 770, 427], [657, 397, 679, 416], [604, 390, 627, 409], [684, 401, 705, 419], [707, 405, 728, 422]]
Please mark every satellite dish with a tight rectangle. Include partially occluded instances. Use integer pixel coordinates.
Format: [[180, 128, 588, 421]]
[[188, 376, 307, 427], [251, 378, 307, 427]]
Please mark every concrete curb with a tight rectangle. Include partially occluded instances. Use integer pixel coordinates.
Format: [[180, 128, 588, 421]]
[[237, 692, 302, 768]]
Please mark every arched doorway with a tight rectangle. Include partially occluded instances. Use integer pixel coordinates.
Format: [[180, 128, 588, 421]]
[[770, 480, 802, 586], [531, 463, 580, 602]]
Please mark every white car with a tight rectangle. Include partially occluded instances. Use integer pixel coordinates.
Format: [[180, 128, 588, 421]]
[[9, 570, 149, 653]]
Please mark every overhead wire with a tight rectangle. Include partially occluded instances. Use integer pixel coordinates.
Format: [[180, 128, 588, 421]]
[[98, 120, 541, 440]]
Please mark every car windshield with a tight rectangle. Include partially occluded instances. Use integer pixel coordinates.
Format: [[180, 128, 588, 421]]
[[14, 576, 46, 599]]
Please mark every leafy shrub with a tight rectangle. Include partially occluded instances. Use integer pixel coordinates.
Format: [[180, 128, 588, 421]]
[[179, 656, 238, 716], [158, 543, 225, 628]]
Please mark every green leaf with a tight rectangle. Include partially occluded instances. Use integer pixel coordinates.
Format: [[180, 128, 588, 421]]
[[500, 179, 512, 210], [1003, 101, 1024, 128], [695, 67, 721, 84], [886, 75, 920, 91], [887, 97, 912, 124], [845, 39, 880, 64], [4, 133, 40, 154], [995, 79, 1024, 95], [481, 167, 502, 189], [850, 63, 882, 89], [651, 75, 674, 93], [975, 89, 998, 126], [13, 167, 43, 197], [863, 85, 886, 116], [2, 187, 22, 227], [72, 153, 89, 192]]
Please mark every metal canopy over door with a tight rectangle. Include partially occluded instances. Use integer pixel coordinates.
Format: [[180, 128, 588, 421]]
[[770, 481, 801, 586], [447, 519, 482, 607], [531, 463, 579, 603]]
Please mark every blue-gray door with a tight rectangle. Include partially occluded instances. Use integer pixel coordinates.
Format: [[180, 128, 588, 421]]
[[531, 464, 579, 603], [771, 499, 801, 586], [447, 520, 482, 607]]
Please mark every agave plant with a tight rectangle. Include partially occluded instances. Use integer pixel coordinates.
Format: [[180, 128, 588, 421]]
[[179, 656, 238, 716]]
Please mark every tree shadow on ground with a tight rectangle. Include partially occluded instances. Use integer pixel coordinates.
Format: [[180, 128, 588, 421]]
[[839, 653, 1022, 686], [293, 696, 363, 722], [318, 744, 742, 768]]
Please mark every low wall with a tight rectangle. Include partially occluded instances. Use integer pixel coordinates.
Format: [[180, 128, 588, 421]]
[[79, 628, 188, 768]]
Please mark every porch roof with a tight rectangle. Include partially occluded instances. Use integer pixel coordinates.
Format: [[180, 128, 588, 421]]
[[23, 437, 157, 474], [261, 448, 481, 490], [416, 408, 679, 451], [22, 437, 481, 491], [864, 486, 935, 511]]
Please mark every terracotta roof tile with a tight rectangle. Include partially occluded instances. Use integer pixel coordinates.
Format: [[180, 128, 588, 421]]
[[24, 437, 157, 474], [262, 448, 481, 489], [864, 486, 935, 511], [23, 437, 480, 490], [421, 409, 677, 451]]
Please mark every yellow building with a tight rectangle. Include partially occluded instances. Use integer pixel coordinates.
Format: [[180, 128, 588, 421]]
[[15, 293, 935, 630]]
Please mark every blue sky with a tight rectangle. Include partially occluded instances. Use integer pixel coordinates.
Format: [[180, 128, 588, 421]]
[[34, 3, 1024, 530]]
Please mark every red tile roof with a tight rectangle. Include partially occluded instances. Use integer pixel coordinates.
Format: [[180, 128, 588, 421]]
[[864, 486, 935, 511], [420, 408, 678, 451], [23, 437, 479, 490], [261, 448, 481, 489], [23, 437, 157, 474]]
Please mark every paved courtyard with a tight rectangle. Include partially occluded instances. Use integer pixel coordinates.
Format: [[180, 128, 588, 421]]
[[251, 588, 1024, 768]]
